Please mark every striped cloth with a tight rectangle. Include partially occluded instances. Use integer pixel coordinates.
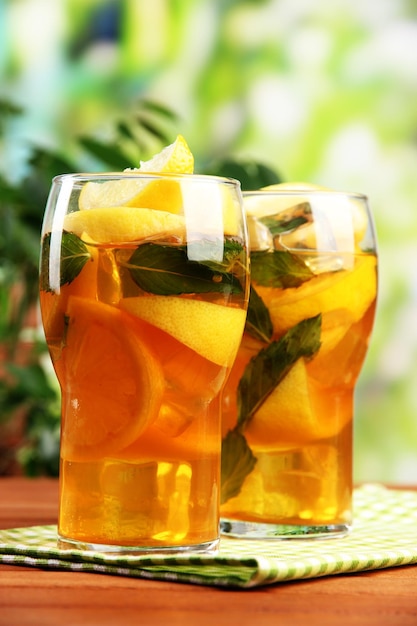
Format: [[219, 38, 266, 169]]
[[1, 484, 416, 588]]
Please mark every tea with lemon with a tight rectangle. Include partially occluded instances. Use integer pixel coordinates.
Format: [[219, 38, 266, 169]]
[[39, 137, 249, 551], [220, 186, 377, 537]]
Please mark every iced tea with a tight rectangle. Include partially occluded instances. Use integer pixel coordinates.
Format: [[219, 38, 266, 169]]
[[220, 188, 377, 538], [39, 166, 249, 552]]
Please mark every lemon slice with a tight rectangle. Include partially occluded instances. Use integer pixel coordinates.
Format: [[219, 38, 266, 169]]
[[59, 297, 164, 461], [120, 296, 246, 366], [180, 180, 242, 239], [258, 254, 377, 337], [79, 135, 194, 211], [63, 206, 186, 243], [245, 358, 347, 451], [221, 186, 242, 236]]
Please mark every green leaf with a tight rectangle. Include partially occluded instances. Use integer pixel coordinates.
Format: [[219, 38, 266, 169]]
[[140, 99, 180, 121], [260, 211, 309, 237], [221, 429, 257, 504], [0, 99, 23, 134], [40, 231, 93, 292], [124, 241, 245, 296], [245, 286, 273, 343], [200, 238, 248, 275], [134, 115, 172, 145], [237, 315, 322, 430], [204, 159, 282, 191], [0, 98, 23, 117], [251, 249, 314, 288], [116, 120, 137, 142], [78, 137, 131, 169]]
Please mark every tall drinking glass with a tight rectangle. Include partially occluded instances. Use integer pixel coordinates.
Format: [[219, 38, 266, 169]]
[[220, 188, 377, 538], [39, 172, 249, 554]]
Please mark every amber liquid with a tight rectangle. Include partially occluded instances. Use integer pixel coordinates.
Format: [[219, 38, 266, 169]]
[[220, 253, 377, 529], [40, 240, 246, 550]]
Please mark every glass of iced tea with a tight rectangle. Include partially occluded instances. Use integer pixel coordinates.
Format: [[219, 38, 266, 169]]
[[220, 186, 377, 539], [39, 170, 249, 554]]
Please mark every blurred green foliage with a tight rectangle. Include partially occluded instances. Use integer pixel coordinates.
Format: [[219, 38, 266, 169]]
[[0, 97, 279, 475], [1, 0, 417, 482]]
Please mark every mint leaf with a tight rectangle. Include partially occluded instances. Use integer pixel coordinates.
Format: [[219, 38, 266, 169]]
[[251, 249, 314, 288], [40, 231, 93, 292], [191, 238, 247, 275], [124, 241, 245, 296], [259, 202, 310, 237], [237, 314, 322, 430], [245, 286, 273, 343], [221, 429, 257, 504]]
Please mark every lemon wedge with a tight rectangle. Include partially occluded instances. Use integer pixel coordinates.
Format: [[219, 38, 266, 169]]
[[120, 296, 246, 366], [137, 134, 194, 174], [245, 358, 350, 451], [245, 359, 317, 449], [78, 135, 193, 211]]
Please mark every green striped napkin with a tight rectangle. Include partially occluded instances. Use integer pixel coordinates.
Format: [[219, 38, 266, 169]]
[[1, 484, 416, 588]]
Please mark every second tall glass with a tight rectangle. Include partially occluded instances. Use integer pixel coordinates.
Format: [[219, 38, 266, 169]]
[[220, 188, 378, 539]]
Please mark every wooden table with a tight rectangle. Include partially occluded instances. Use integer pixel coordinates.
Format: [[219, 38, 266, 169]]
[[0, 478, 416, 626]]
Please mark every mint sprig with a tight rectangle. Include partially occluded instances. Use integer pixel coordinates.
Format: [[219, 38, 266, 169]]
[[123, 239, 245, 296], [250, 249, 314, 288], [40, 231, 93, 292], [221, 430, 257, 504], [238, 314, 321, 430], [244, 286, 273, 343], [220, 314, 322, 504]]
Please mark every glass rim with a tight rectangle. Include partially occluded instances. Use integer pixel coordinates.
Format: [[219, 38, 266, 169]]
[[243, 188, 368, 201], [52, 171, 241, 187]]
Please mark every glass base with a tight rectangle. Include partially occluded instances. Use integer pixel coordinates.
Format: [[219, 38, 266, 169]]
[[220, 518, 351, 540], [57, 535, 219, 555]]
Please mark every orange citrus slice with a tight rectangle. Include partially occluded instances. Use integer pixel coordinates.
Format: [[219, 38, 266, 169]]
[[120, 296, 246, 366], [78, 135, 193, 212], [59, 297, 164, 460], [63, 206, 186, 243]]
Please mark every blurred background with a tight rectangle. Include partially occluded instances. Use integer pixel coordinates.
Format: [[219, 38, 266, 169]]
[[1, 0, 417, 483]]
